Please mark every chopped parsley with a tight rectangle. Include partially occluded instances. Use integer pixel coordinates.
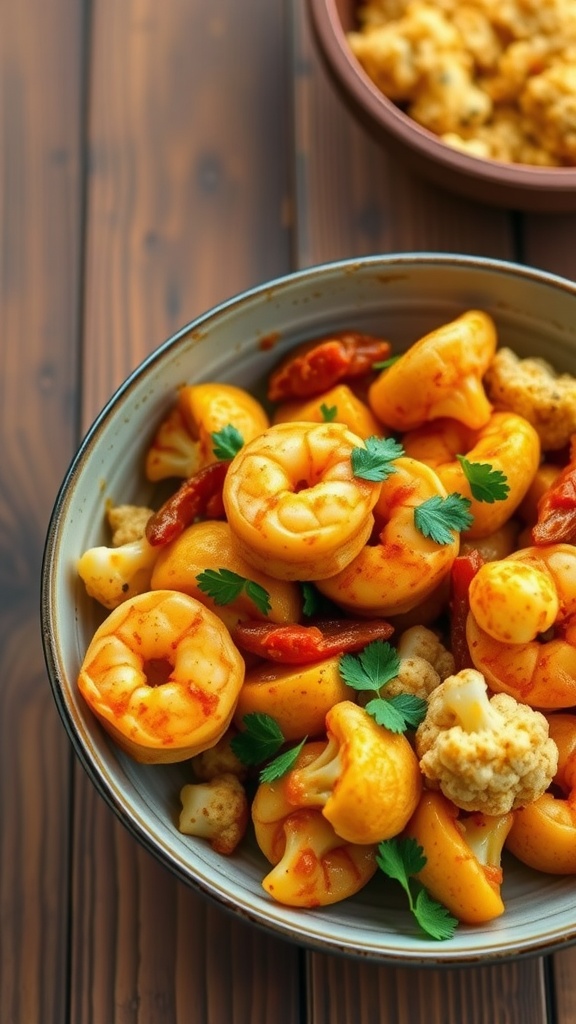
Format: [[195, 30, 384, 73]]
[[413, 493, 473, 545], [339, 640, 427, 733], [351, 436, 405, 482], [196, 568, 271, 616], [320, 402, 338, 422], [377, 838, 458, 940], [211, 424, 244, 460], [230, 713, 306, 783], [457, 455, 510, 504]]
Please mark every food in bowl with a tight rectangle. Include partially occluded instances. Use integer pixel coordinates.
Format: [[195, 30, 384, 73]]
[[73, 294, 576, 940], [42, 255, 576, 963], [348, 0, 576, 166]]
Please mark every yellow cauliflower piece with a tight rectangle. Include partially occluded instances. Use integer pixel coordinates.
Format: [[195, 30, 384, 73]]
[[179, 773, 249, 855], [415, 668, 558, 815], [484, 347, 576, 451], [382, 625, 455, 700], [521, 62, 576, 164]]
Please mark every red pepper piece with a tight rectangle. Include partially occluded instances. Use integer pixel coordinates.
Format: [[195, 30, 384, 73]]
[[450, 551, 484, 673], [145, 460, 229, 547], [267, 332, 391, 402], [532, 459, 576, 544], [231, 618, 394, 664]]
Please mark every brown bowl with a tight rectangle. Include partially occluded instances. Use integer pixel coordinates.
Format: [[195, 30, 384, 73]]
[[308, 0, 576, 212]]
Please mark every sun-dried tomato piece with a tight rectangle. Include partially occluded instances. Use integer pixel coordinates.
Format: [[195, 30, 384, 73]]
[[231, 618, 394, 664], [450, 550, 484, 672], [145, 460, 229, 547], [267, 332, 391, 402], [532, 453, 576, 544]]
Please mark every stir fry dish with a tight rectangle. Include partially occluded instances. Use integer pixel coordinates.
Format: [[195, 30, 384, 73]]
[[76, 309, 576, 939]]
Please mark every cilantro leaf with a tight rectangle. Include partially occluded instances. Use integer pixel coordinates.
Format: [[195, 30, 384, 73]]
[[320, 403, 338, 422], [413, 493, 473, 545], [300, 582, 340, 618], [376, 838, 458, 941], [339, 640, 401, 694], [196, 568, 271, 615], [211, 424, 244, 460], [259, 737, 307, 783], [457, 455, 510, 504], [340, 642, 424, 734], [414, 889, 459, 941], [230, 713, 285, 765], [351, 436, 405, 482], [372, 354, 401, 371], [365, 693, 428, 732]]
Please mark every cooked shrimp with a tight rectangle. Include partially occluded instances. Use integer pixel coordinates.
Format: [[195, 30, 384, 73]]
[[368, 310, 496, 431], [222, 421, 382, 581], [315, 457, 460, 616], [402, 411, 541, 538], [145, 383, 269, 481], [77, 589, 245, 763], [466, 544, 576, 708]]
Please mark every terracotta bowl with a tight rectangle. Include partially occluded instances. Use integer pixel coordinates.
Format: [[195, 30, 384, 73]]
[[42, 254, 576, 965], [307, 0, 576, 212]]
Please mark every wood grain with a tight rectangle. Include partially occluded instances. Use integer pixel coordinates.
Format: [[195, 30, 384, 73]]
[[0, 0, 85, 1021]]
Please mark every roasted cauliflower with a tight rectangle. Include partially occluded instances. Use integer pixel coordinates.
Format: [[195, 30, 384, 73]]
[[415, 668, 558, 815], [484, 347, 576, 451]]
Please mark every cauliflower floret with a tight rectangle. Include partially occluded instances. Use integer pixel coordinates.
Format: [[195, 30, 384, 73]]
[[382, 626, 455, 700], [191, 728, 248, 782], [107, 503, 154, 546], [484, 347, 576, 452], [178, 773, 249, 855], [415, 668, 558, 815], [521, 61, 576, 164]]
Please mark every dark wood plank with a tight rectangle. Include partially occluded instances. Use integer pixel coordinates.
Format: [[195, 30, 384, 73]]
[[0, 1, 85, 1021], [290, 2, 553, 1022], [72, 1, 300, 1021]]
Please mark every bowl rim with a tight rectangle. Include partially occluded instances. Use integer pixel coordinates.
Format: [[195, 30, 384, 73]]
[[41, 251, 576, 966], [308, 0, 576, 193]]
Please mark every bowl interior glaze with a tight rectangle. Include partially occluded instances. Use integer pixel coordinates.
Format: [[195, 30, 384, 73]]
[[42, 254, 576, 965]]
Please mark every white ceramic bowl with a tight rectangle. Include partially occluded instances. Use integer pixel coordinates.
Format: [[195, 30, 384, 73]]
[[42, 254, 576, 966]]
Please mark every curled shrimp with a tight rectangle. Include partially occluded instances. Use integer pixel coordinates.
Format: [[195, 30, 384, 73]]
[[403, 411, 541, 538], [77, 589, 245, 763], [466, 544, 576, 708], [145, 383, 269, 482], [315, 457, 460, 617], [222, 421, 382, 581], [368, 310, 496, 431]]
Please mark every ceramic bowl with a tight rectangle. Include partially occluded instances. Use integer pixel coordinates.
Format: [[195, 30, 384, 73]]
[[42, 253, 576, 966], [307, 0, 576, 212]]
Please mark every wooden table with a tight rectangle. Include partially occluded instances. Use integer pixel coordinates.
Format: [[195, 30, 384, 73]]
[[3, 1, 576, 1021]]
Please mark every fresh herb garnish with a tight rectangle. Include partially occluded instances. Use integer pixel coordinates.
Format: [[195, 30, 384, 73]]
[[211, 424, 244, 460], [230, 713, 306, 782], [230, 713, 284, 765], [457, 455, 510, 503], [196, 568, 271, 616], [376, 837, 458, 940], [351, 436, 405, 482], [414, 493, 473, 545], [339, 641, 427, 733], [372, 354, 401, 371], [320, 402, 338, 422]]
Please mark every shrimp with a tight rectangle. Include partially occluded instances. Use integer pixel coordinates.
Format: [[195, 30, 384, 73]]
[[77, 589, 245, 763], [466, 544, 576, 708], [368, 310, 496, 431], [145, 383, 269, 482], [222, 421, 382, 581], [315, 457, 460, 617], [402, 411, 541, 538]]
